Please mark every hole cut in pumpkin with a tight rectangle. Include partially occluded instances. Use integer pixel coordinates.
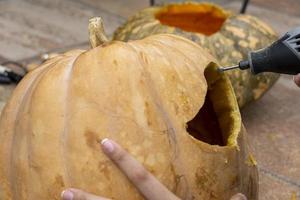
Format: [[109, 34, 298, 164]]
[[155, 3, 229, 36], [187, 63, 240, 146]]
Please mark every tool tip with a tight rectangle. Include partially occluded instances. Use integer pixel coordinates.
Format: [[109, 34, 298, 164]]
[[217, 67, 226, 73], [217, 65, 240, 72]]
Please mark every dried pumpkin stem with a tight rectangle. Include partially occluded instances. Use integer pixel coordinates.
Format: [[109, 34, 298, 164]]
[[89, 17, 109, 48]]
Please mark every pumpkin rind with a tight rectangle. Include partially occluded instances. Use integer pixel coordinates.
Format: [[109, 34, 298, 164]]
[[0, 34, 257, 200], [113, 2, 280, 107]]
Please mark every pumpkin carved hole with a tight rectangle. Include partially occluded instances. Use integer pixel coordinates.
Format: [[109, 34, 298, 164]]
[[155, 4, 228, 36], [186, 63, 239, 146], [186, 92, 224, 146]]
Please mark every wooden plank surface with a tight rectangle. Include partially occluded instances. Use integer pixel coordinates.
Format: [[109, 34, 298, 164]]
[[73, 0, 150, 18], [242, 76, 300, 200], [251, 0, 300, 17], [0, 0, 300, 199], [0, 0, 125, 60]]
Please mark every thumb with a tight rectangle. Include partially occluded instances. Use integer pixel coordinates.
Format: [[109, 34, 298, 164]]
[[230, 193, 247, 200], [294, 74, 300, 87], [61, 188, 111, 200]]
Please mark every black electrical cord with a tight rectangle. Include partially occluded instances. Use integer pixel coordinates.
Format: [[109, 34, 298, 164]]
[[240, 0, 250, 14], [0, 74, 11, 84], [0, 61, 27, 84], [0, 61, 27, 73], [149, 0, 250, 13], [149, 0, 250, 12], [150, 0, 155, 6]]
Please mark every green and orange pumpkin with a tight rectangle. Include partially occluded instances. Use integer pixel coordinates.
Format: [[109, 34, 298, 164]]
[[114, 2, 280, 107]]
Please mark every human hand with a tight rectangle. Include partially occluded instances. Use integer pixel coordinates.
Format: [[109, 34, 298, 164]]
[[294, 74, 300, 87], [61, 139, 247, 200]]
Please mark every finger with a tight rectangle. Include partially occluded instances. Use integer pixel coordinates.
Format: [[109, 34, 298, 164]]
[[293, 74, 300, 87], [101, 138, 180, 200], [230, 193, 247, 200], [61, 188, 111, 200]]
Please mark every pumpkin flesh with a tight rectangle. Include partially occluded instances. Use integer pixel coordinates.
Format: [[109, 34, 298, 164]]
[[188, 63, 240, 147], [156, 4, 228, 35]]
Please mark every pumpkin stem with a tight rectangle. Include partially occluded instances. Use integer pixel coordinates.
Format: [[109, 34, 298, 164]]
[[89, 17, 109, 48]]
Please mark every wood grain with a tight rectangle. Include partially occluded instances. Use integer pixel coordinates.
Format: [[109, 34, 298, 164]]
[[0, 0, 299, 199]]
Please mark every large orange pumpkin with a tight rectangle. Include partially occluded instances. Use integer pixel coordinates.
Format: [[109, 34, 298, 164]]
[[0, 18, 258, 200]]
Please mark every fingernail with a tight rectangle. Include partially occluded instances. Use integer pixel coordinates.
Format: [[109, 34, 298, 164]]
[[231, 193, 247, 200], [61, 190, 74, 200], [101, 138, 114, 153]]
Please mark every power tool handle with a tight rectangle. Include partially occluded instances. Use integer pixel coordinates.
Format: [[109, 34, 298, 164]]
[[249, 34, 300, 75]]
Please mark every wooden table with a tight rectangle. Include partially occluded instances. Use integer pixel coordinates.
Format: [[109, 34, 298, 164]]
[[0, 0, 299, 199]]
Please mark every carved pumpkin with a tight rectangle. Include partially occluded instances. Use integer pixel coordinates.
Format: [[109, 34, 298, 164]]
[[113, 2, 280, 107], [0, 18, 258, 200]]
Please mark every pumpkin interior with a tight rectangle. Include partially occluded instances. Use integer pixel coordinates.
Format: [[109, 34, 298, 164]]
[[187, 63, 240, 146], [155, 3, 229, 36]]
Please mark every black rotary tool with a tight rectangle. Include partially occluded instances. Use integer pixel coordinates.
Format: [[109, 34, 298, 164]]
[[218, 27, 300, 75]]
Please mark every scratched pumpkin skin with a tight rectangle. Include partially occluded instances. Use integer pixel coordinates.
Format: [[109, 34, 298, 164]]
[[113, 2, 279, 107], [0, 23, 258, 200]]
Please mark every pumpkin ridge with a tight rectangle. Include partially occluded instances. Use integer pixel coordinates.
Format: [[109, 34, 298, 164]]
[[59, 54, 82, 189], [29, 56, 84, 199], [10, 58, 67, 199], [125, 41, 179, 151], [0, 55, 69, 199], [134, 35, 207, 122], [143, 35, 208, 119], [0, 62, 52, 199], [125, 41, 201, 194], [90, 41, 194, 196], [27, 52, 83, 198], [89, 41, 181, 137], [26, 53, 84, 198], [127, 40, 204, 196]]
